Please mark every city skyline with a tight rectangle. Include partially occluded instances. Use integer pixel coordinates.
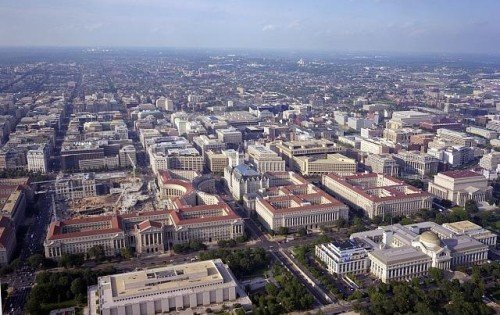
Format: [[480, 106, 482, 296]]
[[1, 0, 499, 55]]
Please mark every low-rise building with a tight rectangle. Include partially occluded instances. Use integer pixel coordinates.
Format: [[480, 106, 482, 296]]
[[274, 139, 342, 164], [349, 221, 490, 283], [364, 154, 399, 176], [428, 170, 492, 206], [292, 153, 357, 176], [247, 144, 285, 173], [0, 216, 16, 265], [322, 173, 432, 219], [315, 240, 370, 275], [394, 150, 439, 178], [88, 259, 248, 315], [255, 172, 348, 231]]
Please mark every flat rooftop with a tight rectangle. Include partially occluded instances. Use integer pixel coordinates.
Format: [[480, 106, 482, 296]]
[[97, 259, 237, 309], [369, 246, 430, 266]]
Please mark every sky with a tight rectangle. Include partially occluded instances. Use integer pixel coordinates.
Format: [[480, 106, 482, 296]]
[[0, 0, 499, 54]]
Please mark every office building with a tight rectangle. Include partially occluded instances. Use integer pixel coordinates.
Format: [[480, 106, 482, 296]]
[[292, 153, 357, 176], [254, 172, 348, 231], [216, 128, 243, 147], [247, 144, 285, 173], [428, 170, 492, 206], [322, 173, 432, 219], [0, 216, 16, 265], [364, 154, 399, 176], [436, 129, 475, 147], [394, 150, 439, 178], [315, 240, 370, 275], [88, 259, 247, 315], [274, 139, 342, 164], [349, 221, 490, 283]]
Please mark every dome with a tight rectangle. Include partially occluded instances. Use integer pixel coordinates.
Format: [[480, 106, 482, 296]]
[[420, 231, 441, 247]]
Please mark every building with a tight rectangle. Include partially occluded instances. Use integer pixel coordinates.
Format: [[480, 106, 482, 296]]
[[394, 150, 439, 178], [315, 240, 370, 276], [368, 246, 432, 283], [428, 170, 492, 206], [27, 145, 49, 173], [216, 128, 243, 147], [383, 128, 419, 145], [274, 139, 342, 164], [0, 216, 16, 265], [436, 129, 475, 147], [322, 173, 432, 219], [386, 111, 433, 129], [254, 172, 348, 231], [466, 126, 497, 140], [349, 221, 490, 283], [292, 153, 357, 176], [364, 154, 399, 176], [479, 151, 500, 171], [46, 173, 244, 259], [88, 259, 247, 315], [156, 97, 174, 111], [193, 135, 226, 157], [427, 146, 475, 167], [224, 164, 266, 201], [206, 150, 229, 174], [247, 144, 285, 173], [118, 145, 137, 168], [419, 118, 461, 132], [359, 137, 391, 155], [55, 173, 97, 201], [442, 221, 497, 247], [0, 184, 27, 227]]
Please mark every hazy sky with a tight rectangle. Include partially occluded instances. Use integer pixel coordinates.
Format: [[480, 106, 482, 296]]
[[1, 0, 499, 54]]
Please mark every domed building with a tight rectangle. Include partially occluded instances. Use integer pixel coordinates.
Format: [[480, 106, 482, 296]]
[[413, 231, 451, 269]]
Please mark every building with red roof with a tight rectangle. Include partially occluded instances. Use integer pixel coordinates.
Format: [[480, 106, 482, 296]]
[[322, 172, 432, 219]]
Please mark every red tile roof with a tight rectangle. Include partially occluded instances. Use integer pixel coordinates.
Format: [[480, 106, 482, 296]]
[[439, 170, 482, 179]]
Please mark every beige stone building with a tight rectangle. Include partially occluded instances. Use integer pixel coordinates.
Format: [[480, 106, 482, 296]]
[[247, 144, 285, 173], [428, 170, 492, 206], [45, 173, 244, 259], [394, 150, 439, 178], [322, 173, 432, 219], [292, 153, 357, 176], [364, 154, 399, 176], [350, 221, 490, 283], [88, 259, 247, 315], [254, 172, 348, 231], [274, 139, 342, 164], [206, 150, 229, 174]]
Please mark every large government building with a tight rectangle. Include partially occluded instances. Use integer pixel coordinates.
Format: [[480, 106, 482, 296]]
[[252, 172, 348, 231], [88, 259, 250, 315], [322, 173, 432, 219], [44, 171, 244, 259], [428, 170, 492, 206], [315, 220, 494, 283]]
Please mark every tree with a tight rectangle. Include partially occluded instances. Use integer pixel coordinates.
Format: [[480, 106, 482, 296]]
[[9, 258, 22, 270], [87, 245, 106, 261], [120, 248, 134, 259], [465, 200, 479, 214], [278, 226, 289, 235], [297, 227, 308, 236], [429, 267, 444, 283], [27, 254, 44, 269], [70, 278, 86, 296]]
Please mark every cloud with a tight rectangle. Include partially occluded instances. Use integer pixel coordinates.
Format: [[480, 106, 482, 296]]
[[262, 24, 277, 32]]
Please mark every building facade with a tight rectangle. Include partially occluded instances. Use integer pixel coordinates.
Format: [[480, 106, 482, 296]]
[[428, 170, 492, 206], [322, 173, 432, 219], [88, 259, 246, 315]]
